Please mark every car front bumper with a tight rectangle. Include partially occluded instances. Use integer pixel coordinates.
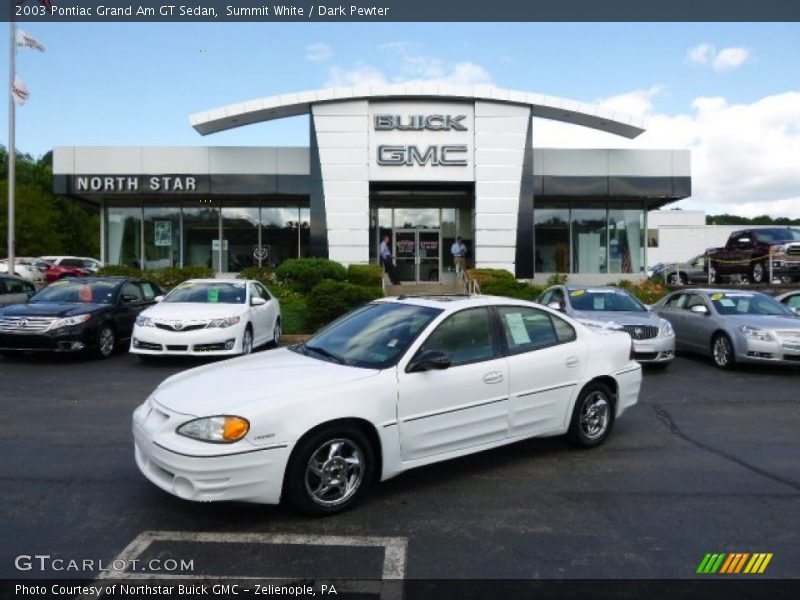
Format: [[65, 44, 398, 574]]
[[0, 328, 91, 353], [614, 363, 642, 418], [132, 401, 291, 504], [130, 324, 244, 356], [632, 335, 675, 364], [736, 334, 800, 365]]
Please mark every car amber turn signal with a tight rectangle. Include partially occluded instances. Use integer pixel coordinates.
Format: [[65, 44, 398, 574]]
[[223, 417, 249, 441]]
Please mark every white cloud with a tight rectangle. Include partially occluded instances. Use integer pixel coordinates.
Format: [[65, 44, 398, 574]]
[[688, 43, 714, 66], [534, 89, 800, 218], [712, 47, 751, 72], [323, 42, 492, 88], [687, 43, 751, 72], [305, 42, 332, 62]]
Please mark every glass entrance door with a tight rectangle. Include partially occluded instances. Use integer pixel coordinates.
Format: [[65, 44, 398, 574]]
[[393, 229, 441, 282]]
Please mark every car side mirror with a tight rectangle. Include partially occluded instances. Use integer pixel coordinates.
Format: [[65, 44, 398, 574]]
[[547, 301, 564, 312], [26, 291, 35, 300], [251, 296, 267, 306], [121, 294, 138, 303], [154, 295, 164, 302], [690, 304, 709, 315], [408, 350, 452, 373]]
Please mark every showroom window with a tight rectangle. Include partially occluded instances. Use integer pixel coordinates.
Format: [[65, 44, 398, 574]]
[[608, 204, 645, 274], [534, 206, 570, 273], [106, 207, 142, 268], [143, 206, 181, 270], [571, 207, 608, 274]]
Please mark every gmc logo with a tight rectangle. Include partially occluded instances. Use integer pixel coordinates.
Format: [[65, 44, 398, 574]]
[[377, 145, 468, 167]]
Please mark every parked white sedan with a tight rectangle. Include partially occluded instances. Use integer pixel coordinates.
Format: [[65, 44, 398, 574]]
[[130, 279, 280, 358], [133, 294, 641, 515]]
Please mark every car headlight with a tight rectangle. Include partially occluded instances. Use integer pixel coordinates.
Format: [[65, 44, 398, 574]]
[[739, 325, 773, 342], [659, 321, 675, 337], [207, 316, 241, 329], [176, 416, 250, 443], [135, 315, 154, 327], [773, 245, 786, 254], [49, 314, 92, 329]]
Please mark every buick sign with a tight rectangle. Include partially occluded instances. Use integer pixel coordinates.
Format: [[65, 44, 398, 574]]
[[374, 114, 468, 131]]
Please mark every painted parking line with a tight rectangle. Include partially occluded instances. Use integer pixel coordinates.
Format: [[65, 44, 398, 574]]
[[95, 530, 408, 598]]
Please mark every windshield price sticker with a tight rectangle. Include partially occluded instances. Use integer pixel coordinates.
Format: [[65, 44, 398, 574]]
[[570, 290, 586, 297], [504, 312, 531, 345], [207, 288, 219, 303], [711, 293, 724, 301]]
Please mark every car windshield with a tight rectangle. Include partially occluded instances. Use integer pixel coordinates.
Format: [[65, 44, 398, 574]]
[[568, 289, 646, 312], [294, 302, 442, 369], [709, 292, 794, 316], [30, 280, 119, 304], [163, 282, 246, 304], [754, 228, 800, 242]]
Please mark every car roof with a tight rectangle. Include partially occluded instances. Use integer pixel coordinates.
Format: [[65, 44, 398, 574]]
[[179, 278, 248, 285], [376, 294, 538, 311]]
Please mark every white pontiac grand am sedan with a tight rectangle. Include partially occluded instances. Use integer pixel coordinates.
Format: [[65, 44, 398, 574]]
[[133, 294, 641, 515], [130, 279, 281, 358]]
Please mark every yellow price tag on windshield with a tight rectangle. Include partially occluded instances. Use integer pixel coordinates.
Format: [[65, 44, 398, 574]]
[[570, 289, 586, 297], [711, 293, 724, 301]]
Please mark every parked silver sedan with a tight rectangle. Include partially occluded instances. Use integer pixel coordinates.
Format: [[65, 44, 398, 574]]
[[652, 289, 800, 369], [538, 285, 675, 366]]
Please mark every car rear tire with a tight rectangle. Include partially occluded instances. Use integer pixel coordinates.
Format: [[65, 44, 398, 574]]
[[284, 425, 375, 516], [95, 326, 116, 359], [708, 266, 718, 284], [711, 333, 735, 370], [567, 382, 615, 448]]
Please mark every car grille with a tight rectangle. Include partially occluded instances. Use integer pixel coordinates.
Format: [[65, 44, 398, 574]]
[[776, 330, 800, 341], [621, 324, 659, 340], [134, 340, 162, 351], [155, 321, 207, 332], [785, 244, 800, 256], [0, 316, 57, 333]]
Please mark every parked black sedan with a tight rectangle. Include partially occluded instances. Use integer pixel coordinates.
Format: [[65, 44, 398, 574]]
[[0, 277, 163, 359]]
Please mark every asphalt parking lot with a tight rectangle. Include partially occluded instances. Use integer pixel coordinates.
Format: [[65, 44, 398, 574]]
[[1, 349, 798, 581]]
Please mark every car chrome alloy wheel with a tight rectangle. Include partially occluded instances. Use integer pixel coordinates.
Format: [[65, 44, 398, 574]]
[[752, 262, 764, 283], [580, 391, 610, 440], [713, 336, 732, 368], [242, 328, 253, 355], [305, 439, 365, 507]]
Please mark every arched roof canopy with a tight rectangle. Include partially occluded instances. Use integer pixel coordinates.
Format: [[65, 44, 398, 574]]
[[190, 84, 646, 139]]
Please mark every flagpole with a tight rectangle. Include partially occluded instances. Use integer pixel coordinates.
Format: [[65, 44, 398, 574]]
[[7, 20, 16, 273]]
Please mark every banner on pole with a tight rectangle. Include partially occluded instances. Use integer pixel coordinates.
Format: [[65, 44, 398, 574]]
[[12, 75, 30, 106], [16, 29, 46, 52]]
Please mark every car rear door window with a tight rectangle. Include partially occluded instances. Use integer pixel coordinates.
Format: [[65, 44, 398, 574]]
[[417, 308, 497, 366], [140, 282, 158, 301], [122, 282, 144, 301], [497, 306, 575, 354]]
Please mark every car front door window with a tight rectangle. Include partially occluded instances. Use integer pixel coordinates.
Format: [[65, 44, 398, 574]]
[[415, 308, 497, 366]]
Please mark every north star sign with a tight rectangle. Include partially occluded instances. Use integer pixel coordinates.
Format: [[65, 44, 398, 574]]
[[374, 114, 469, 167], [75, 176, 198, 193]]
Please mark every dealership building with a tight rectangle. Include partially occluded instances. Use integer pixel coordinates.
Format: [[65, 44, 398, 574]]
[[53, 84, 691, 282]]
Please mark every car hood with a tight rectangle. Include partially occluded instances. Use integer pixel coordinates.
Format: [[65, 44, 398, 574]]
[[152, 347, 380, 416], [722, 314, 800, 330], [142, 302, 247, 320], [572, 310, 663, 327], [0, 302, 108, 317]]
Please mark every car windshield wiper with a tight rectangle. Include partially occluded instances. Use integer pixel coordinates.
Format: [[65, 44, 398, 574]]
[[304, 344, 346, 365]]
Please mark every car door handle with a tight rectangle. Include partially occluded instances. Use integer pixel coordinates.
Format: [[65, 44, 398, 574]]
[[565, 356, 580, 368], [483, 371, 504, 384]]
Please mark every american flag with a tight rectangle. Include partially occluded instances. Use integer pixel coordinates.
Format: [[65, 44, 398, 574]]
[[621, 240, 632, 273]]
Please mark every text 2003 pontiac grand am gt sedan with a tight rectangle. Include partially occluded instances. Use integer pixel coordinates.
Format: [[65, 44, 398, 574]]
[[133, 294, 641, 515]]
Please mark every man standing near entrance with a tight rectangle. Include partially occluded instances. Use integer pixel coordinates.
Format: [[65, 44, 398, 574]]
[[380, 234, 401, 285], [451, 236, 467, 277]]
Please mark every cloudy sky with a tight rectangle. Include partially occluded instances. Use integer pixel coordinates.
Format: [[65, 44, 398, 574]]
[[4, 22, 799, 217]]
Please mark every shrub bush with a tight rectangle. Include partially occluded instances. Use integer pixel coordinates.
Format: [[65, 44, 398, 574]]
[[237, 266, 274, 287], [275, 258, 347, 294], [148, 266, 215, 290], [96, 265, 143, 278], [612, 279, 670, 306], [545, 273, 569, 286], [306, 281, 383, 331], [347, 264, 384, 287], [466, 268, 515, 285], [481, 279, 544, 301]]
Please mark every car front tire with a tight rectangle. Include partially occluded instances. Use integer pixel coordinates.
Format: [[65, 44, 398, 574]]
[[567, 382, 615, 448], [241, 325, 253, 355], [95, 326, 116, 359], [284, 425, 375, 516], [749, 260, 767, 284], [272, 318, 281, 346], [711, 333, 735, 370]]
